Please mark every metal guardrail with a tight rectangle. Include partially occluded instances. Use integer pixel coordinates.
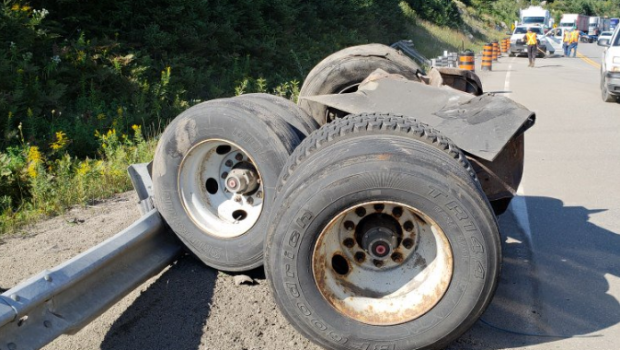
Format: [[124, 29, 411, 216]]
[[0, 164, 183, 350], [128, 162, 155, 214], [391, 40, 432, 68]]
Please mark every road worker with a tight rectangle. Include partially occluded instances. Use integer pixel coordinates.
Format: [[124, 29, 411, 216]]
[[563, 29, 571, 56], [523, 28, 538, 67], [569, 27, 580, 57]]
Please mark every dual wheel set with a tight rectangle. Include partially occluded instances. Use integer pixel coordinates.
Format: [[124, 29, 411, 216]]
[[152, 45, 501, 350]]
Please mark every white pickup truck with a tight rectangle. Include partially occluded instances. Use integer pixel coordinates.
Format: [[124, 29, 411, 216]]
[[543, 27, 569, 56], [598, 27, 620, 102], [509, 25, 553, 57]]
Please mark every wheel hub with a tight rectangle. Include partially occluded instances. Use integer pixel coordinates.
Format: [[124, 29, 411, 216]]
[[357, 214, 401, 261], [312, 201, 453, 325], [178, 140, 264, 239], [225, 165, 259, 194]]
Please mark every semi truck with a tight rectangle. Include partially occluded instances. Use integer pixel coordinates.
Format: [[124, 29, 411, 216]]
[[588, 16, 601, 36], [520, 6, 551, 30], [560, 13, 579, 30]]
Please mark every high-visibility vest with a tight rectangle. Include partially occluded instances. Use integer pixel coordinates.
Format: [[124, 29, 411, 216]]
[[563, 31, 571, 43], [570, 30, 580, 43], [526, 32, 537, 46]]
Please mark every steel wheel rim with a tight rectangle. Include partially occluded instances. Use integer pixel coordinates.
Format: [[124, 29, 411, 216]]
[[178, 139, 264, 239], [312, 201, 453, 325]]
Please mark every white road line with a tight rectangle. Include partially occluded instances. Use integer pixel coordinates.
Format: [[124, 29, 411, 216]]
[[504, 61, 512, 97], [510, 186, 533, 242]]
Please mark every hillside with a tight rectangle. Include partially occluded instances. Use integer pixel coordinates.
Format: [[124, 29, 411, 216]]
[[0, 0, 517, 232]]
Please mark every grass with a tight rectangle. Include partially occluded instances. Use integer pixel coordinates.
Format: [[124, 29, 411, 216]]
[[0, 125, 156, 235], [403, 2, 509, 60]]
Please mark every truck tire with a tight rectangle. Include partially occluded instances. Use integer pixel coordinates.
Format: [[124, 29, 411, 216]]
[[265, 114, 501, 350], [235, 93, 319, 137], [152, 95, 309, 271], [601, 75, 616, 102], [298, 44, 420, 125]]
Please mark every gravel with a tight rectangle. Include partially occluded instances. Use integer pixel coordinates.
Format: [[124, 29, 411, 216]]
[[0, 192, 318, 350]]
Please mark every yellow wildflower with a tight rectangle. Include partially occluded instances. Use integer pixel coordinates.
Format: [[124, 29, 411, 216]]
[[50, 131, 68, 151], [27, 146, 43, 178], [77, 161, 91, 177], [117, 107, 123, 117], [21, 5, 31, 11], [11, 4, 20, 11], [96, 113, 105, 120]]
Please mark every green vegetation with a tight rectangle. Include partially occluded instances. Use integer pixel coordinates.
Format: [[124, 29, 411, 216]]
[[0, 125, 155, 234], [0, 0, 520, 234]]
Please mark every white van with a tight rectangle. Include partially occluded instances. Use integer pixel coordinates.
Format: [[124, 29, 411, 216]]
[[597, 27, 620, 102]]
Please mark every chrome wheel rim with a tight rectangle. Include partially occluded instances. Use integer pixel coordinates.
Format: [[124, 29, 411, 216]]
[[178, 139, 264, 239]]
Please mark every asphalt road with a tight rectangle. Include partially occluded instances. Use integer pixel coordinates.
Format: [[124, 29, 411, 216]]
[[460, 42, 620, 350]]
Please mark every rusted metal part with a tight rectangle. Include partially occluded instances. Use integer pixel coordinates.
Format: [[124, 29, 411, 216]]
[[312, 202, 453, 326], [300, 75, 535, 162], [468, 134, 525, 202], [430, 67, 484, 96]]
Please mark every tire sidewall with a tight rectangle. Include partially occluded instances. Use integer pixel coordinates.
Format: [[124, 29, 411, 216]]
[[153, 103, 289, 271], [269, 165, 499, 350]]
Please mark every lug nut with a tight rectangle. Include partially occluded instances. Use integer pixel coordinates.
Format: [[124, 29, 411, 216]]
[[374, 204, 385, 212], [373, 259, 384, 268], [234, 196, 242, 203], [225, 160, 233, 167], [391, 252, 403, 263], [256, 191, 263, 199], [235, 153, 243, 161], [354, 251, 366, 263], [343, 238, 355, 248], [221, 172, 228, 179], [247, 197, 254, 205]]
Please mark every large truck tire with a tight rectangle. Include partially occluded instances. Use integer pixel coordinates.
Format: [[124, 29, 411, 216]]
[[152, 95, 313, 271], [265, 114, 501, 350], [601, 75, 616, 102], [298, 44, 420, 125], [236, 93, 320, 136]]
